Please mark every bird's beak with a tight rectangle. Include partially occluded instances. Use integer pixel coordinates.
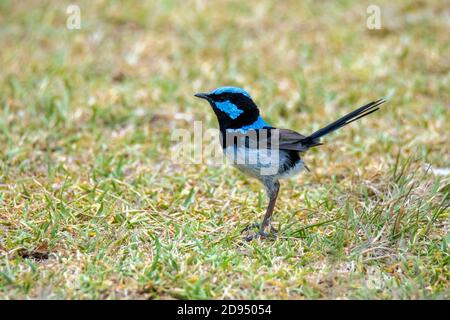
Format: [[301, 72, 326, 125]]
[[194, 92, 210, 100]]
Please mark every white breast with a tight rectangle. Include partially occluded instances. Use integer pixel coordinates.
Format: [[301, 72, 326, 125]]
[[223, 146, 305, 180]]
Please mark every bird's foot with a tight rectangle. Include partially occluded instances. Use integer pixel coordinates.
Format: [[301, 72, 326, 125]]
[[242, 223, 278, 234], [244, 228, 277, 242]]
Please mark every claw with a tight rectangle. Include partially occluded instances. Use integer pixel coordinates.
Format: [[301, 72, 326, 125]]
[[244, 234, 254, 242], [244, 229, 275, 242]]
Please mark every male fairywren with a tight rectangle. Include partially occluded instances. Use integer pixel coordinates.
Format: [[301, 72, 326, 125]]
[[195, 87, 385, 241]]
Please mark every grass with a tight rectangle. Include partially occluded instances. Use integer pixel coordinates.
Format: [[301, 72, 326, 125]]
[[0, 0, 449, 299]]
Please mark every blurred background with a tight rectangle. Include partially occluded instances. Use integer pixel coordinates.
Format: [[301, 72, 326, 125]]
[[0, 0, 448, 299]]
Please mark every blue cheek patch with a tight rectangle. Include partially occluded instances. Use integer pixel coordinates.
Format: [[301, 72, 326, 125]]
[[215, 100, 244, 119]]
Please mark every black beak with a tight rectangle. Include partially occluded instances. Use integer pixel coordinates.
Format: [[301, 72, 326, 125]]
[[194, 92, 210, 100]]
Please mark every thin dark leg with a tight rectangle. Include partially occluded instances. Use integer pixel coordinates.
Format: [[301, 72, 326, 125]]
[[245, 181, 280, 241], [258, 182, 279, 236]]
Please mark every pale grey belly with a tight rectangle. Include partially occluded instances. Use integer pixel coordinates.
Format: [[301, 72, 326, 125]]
[[224, 146, 305, 181]]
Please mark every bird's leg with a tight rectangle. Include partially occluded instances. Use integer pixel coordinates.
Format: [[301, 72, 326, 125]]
[[258, 181, 280, 237], [245, 181, 280, 241]]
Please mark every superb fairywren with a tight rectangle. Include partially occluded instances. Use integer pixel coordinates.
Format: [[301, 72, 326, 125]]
[[195, 87, 385, 241]]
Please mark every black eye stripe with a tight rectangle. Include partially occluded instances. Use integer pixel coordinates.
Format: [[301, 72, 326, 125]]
[[213, 92, 252, 104], [212, 93, 228, 102]]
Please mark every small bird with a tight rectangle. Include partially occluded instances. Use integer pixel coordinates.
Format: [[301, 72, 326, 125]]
[[195, 87, 385, 240]]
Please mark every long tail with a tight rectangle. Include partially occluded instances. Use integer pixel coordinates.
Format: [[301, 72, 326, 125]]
[[302, 98, 386, 146]]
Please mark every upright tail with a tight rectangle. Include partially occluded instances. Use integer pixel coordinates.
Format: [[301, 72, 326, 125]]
[[302, 98, 386, 146]]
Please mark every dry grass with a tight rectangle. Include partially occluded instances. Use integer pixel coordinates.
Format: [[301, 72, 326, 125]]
[[0, 0, 448, 299]]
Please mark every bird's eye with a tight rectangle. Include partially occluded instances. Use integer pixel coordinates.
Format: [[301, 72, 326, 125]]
[[213, 93, 228, 102]]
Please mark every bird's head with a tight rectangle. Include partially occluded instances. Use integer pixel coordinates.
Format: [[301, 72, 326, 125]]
[[194, 86, 261, 130]]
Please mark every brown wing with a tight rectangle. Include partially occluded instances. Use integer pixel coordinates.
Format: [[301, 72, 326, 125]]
[[222, 128, 317, 152], [266, 128, 322, 151], [276, 128, 309, 151]]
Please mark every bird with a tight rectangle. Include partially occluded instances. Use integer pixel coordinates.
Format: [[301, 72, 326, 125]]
[[194, 87, 386, 241]]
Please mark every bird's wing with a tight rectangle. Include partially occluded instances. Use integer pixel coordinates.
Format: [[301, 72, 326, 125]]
[[224, 128, 317, 152], [275, 128, 313, 152]]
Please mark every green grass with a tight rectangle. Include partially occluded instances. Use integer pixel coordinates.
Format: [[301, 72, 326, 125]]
[[0, 0, 449, 299]]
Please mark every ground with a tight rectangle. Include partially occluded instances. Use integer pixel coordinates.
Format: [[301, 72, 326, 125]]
[[0, 0, 448, 299]]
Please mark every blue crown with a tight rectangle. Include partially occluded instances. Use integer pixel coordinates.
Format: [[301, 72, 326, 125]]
[[210, 86, 251, 98]]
